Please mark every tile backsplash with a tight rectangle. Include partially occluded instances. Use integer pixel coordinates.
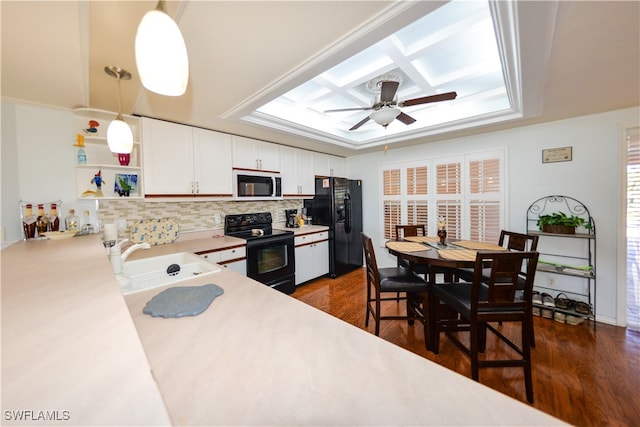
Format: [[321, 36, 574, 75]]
[[98, 199, 307, 237]]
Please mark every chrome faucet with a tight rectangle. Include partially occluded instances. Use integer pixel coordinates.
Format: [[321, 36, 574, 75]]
[[109, 239, 151, 278]]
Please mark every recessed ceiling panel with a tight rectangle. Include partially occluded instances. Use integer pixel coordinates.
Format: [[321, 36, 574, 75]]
[[248, 0, 515, 149]]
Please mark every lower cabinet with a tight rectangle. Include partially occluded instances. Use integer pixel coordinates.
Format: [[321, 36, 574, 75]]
[[294, 231, 329, 285], [197, 246, 246, 276]]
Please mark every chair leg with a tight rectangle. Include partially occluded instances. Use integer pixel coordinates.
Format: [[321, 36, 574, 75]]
[[470, 320, 480, 382], [365, 284, 371, 327], [478, 322, 487, 353], [530, 316, 536, 348], [428, 293, 440, 353], [406, 296, 416, 325], [374, 296, 381, 336], [523, 317, 534, 403]]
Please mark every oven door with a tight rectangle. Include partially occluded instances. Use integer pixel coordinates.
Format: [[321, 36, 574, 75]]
[[246, 235, 295, 294]]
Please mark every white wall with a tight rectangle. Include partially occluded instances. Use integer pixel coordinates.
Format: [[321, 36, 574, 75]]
[[346, 107, 640, 326], [1, 101, 99, 245]]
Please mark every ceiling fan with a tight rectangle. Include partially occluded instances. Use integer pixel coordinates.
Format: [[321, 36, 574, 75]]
[[324, 81, 457, 130]]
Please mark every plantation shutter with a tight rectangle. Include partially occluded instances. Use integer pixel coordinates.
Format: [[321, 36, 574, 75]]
[[383, 169, 401, 239], [626, 127, 640, 330], [435, 161, 462, 239], [469, 158, 501, 242], [407, 165, 428, 226], [380, 150, 503, 243]]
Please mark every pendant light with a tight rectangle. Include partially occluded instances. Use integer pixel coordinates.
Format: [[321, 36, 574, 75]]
[[370, 107, 401, 127], [105, 66, 134, 154], [135, 0, 189, 96]]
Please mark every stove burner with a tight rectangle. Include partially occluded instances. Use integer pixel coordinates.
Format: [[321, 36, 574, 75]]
[[224, 212, 293, 242]]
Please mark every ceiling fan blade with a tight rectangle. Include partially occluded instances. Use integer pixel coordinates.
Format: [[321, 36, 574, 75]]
[[396, 112, 416, 125], [380, 81, 399, 102], [349, 116, 371, 131], [400, 91, 457, 107], [324, 106, 373, 113]]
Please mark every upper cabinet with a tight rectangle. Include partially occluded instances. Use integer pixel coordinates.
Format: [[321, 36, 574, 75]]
[[280, 146, 315, 197], [313, 152, 345, 178], [192, 128, 233, 195], [142, 118, 232, 198], [74, 108, 143, 199], [232, 135, 280, 172]]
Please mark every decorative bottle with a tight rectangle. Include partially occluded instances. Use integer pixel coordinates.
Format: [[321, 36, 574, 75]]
[[22, 203, 37, 239], [36, 204, 49, 237], [49, 203, 60, 232], [65, 209, 80, 232], [75, 134, 87, 164], [82, 210, 94, 234]]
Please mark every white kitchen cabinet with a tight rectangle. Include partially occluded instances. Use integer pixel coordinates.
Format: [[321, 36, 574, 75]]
[[232, 135, 280, 172], [74, 108, 143, 199], [280, 146, 315, 197], [142, 118, 232, 197], [197, 245, 246, 275], [294, 230, 329, 285], [192, 127, 233, 196], [313, 152, 345, 178]]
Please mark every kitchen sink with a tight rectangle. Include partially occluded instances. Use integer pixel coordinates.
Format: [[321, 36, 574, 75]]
[[120, 252, 221, 295]]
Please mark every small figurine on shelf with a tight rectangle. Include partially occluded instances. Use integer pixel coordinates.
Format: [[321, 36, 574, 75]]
[[83, 120, 100, 134], [91, 169, 104, 197], [437, 216, 447, 247]]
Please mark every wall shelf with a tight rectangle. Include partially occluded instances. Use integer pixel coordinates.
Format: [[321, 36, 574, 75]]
[[74, 108, 143, 200]]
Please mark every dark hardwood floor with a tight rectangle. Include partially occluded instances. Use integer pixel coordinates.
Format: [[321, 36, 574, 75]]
[[292, 268, 640, 427]]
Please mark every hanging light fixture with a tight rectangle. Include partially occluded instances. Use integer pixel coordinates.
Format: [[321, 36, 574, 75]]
[[135, 0, 189, 96], [370, 107, 401, 127], [105, 66, 134, 154]]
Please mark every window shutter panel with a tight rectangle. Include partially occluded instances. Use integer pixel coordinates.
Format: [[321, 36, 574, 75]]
[[437, 201, 461, 240], [469, 158, 501, 242], [437, 163, 461, 195], [626, 127, 640, 329], [383, 168, 401, 239], [384, 201, 401, 239]]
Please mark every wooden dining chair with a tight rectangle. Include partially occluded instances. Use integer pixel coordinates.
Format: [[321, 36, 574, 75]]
[[428, 250, 539, 403], [455, 230, 539, 282], [362, 232, 429, 336], [392, 224, 430, 301], [453, 230, 540, 345]]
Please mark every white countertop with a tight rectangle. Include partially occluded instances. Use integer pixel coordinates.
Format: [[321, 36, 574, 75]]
[[2, 234, 565, 426], [1, 235, 171, 426]]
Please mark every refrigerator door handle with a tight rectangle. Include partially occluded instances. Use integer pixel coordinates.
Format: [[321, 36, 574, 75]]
[[344, 193, 352, 234]]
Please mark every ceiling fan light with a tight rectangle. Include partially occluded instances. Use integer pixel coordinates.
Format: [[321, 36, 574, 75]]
[[135, 3, 189, 96], [370, 107, 401, 126], [107, 118, 134, 154]]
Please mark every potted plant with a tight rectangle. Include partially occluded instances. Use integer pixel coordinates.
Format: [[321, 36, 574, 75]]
[[536, 212, 591, 234]]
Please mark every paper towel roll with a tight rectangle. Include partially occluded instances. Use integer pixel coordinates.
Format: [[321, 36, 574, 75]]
[[103, 223, 118, 241]]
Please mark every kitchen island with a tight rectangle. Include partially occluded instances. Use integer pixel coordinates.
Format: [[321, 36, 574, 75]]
[[2, 235, 565, 426]]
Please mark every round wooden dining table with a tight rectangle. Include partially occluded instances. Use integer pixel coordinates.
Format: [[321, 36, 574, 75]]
[[384, 239, 495, 351]]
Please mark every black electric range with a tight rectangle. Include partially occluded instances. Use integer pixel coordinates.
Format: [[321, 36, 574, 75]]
[[224, 212, 296, 294]]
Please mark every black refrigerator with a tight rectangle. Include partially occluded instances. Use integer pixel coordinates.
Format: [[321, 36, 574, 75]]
[[305, 177, 363, 278]]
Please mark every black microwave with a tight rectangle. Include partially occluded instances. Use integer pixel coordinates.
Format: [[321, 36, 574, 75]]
[[233, 170, 282, 200]]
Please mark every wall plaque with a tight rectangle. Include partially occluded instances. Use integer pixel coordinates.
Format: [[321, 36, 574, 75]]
[[542, 146, 572, 163]]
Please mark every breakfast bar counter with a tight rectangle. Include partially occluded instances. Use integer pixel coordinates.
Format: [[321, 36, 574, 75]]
[[2, 235, 565, 426]]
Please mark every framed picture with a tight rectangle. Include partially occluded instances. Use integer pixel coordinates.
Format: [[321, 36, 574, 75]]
[[114, 174, 138, 197], [542, 146, 572, 163]]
